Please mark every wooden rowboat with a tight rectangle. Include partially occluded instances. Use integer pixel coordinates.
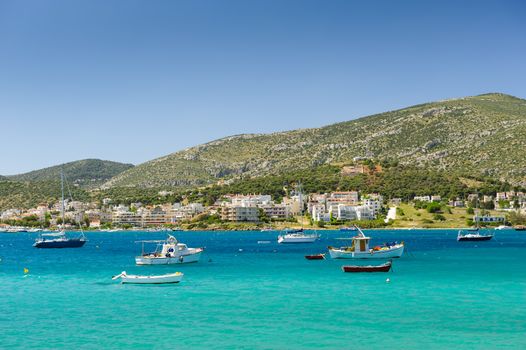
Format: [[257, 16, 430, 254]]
[[341, 261, 392, 273], [305, 254, 325, 260]]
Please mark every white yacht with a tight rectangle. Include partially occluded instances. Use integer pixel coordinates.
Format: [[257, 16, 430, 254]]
[[135, 235, 203, 265], [277, 228, 320, 244]]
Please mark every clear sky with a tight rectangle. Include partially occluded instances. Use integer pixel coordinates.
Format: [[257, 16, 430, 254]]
[[1, 0, 525, 175]]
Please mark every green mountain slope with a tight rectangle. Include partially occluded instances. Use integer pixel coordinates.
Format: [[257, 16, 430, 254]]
[[0, 180, 89, 210], [7, 159, 134, 188], [104, 93, 526, 188]]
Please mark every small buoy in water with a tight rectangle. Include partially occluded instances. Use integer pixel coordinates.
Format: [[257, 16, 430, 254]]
[[96, 245, 100, 249], [238, 249, 243, 252], [23, 268, 29, 274], [386, 278, 390, 283]]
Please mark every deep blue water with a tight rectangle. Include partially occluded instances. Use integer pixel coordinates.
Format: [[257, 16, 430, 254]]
[[1, 229, 525, 349]]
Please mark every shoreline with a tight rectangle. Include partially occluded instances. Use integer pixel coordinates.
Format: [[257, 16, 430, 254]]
[[1, 226, 508, 233]]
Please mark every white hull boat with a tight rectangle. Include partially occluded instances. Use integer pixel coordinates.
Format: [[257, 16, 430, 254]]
[[328, 225, 404, 259], [113, 271, 184, 284], [277, 229, 319, 244], [329, 244, 404, 259], [135, 235, 203, 265], [136, 251, 202, 265], [278, 234, 319, 244]]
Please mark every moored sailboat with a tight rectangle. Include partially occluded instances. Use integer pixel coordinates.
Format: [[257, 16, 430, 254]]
[[33, 170, 87, 248], [278, 228, 320, 244], [457, 228, 493, 241]]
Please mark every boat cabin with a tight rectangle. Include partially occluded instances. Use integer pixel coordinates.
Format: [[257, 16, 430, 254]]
[[349, 236, 370, 252], [161, 242, 189, 256]]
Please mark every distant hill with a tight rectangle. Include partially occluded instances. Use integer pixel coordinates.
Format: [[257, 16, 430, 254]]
[[0, 180, 89, 211], [104, 93, 526, 188], [7, 159, 134, 188]]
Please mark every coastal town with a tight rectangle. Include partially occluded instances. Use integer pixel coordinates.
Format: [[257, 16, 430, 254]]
[[2, 189, 525, 231]]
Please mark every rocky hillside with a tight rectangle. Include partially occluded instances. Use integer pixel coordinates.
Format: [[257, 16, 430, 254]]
[[102, 93, 525, 188], [7, 159, 134, 188]]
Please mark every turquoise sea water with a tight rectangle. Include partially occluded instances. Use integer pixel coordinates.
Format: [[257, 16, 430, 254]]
[[1, 229, 525, 349]]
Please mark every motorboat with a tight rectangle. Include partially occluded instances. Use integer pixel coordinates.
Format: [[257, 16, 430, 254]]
[[342, 261, 392, 273], [112, 271, 184, 284], [328, 225, 404, 259], [277, 228, 319, 244], [514, 225, 526, 231], [339, 226, 357, 232], [457, 228, 493, 241], [135, 235, 203, 265], [305, 254, 325, 260], [495, 225, 512, 231]]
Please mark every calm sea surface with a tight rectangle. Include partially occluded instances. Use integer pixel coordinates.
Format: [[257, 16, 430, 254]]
[[1, 229, 525, 349]]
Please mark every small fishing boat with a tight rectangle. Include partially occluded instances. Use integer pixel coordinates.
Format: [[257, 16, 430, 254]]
[[514, 225, 526, 231], [112, 271, 184, 284], [342, 261, 392, 273], [495, 225, 512, 231], [457, 228, 493, 241], [339, 226, 357, 232], [135, 235, 203, 265], [328, 226, 404, 259], [305, 254, 325, 260]]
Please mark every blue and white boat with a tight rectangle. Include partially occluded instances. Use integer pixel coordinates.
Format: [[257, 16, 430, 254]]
[[33, 170, 87, 249]]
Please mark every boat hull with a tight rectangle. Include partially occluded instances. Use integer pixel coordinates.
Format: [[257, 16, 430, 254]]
[[305, 254, 325, 260], [457, 235, 493, 241], [135, 251, 202, 265], [329, 245, 404, 259], [342, 262, 392, 273], [33, 238, 86, 248], [278, 235, 318, 244], [121, 273, 184, 284]]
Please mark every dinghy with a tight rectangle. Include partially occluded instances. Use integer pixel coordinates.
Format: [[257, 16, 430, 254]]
[[341, 261, 392, 273], [112, 271, 184, 284], [305, 254, 325, 260]]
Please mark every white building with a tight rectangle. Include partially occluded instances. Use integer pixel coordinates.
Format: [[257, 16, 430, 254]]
[[363, 198, 382, 215], [260, 204, 290, 219], [228, 194, 272, 207], [221, 205, 259, 222]]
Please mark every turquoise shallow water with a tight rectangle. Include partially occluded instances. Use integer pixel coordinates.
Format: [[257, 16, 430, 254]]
[[1, 229, 525, 349]]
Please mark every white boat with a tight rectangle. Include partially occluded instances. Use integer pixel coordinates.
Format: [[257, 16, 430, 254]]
[[277, 229, 319, 244], [135, 235, 203, 265], [495, 225, 512, 231], [328, 226, 404, 259], [112, 271, 184, 284]]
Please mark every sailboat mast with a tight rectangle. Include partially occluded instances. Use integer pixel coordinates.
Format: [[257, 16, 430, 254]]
[[61, 169, 65, 230]]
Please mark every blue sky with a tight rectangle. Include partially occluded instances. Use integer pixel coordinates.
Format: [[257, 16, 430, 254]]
[[1, 0, 525, 175]]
